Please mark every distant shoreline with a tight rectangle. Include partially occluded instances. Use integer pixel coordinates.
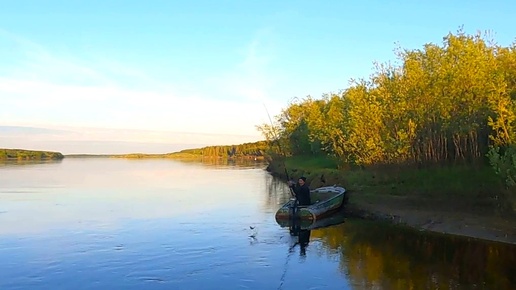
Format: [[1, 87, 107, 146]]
[[0, 149, 64, 160], [1, 140, 267, 160], [64, 153, 265, 160]]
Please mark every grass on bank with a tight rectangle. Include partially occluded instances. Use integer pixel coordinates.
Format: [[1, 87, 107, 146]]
[[273, 155, 512, 216]]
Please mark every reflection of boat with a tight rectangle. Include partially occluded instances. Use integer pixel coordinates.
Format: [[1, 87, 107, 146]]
[[276, 209, 347, 230], [282, 212, 347, 257], [275, 185, 346, 222]]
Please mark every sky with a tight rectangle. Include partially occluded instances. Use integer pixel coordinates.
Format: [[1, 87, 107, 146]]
[[0, 0, 515, 154]]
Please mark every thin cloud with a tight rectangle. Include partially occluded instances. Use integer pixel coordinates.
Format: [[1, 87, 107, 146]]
[[0, 29, 109, 86], [205, 28, 285, 109], [0, 125, 261, 154], [0, 30, 268, 152]]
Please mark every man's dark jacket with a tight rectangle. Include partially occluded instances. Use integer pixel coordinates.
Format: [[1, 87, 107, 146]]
[[290, 183, 311, 206]]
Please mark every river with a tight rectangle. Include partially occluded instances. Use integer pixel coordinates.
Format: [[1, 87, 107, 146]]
[[0, 158, 515, 289]]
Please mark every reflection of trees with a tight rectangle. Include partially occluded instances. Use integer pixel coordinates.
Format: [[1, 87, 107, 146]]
[[311, 220, 516, 289], [174, 157, 267, 169], [0, 159, 63, 168], [264, 175, 291, 210]]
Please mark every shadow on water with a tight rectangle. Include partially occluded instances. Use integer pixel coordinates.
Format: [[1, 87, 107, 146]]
[[311, 219, 516, 289]]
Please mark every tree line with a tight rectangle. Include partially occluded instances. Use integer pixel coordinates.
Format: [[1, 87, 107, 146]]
[[176, 141, 268, 158], [258, 30, 516, 175], [0, 149, 64, 160]]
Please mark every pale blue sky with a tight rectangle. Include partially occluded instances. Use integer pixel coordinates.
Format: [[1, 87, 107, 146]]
[[0, 0, 515, 154]]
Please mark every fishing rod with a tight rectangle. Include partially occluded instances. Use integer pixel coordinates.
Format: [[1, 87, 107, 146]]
[[262, 105, 303, 290], [277, 240, 296, 290], [263, 104, 299, 237], [277, 218, 307, 289], [263, 104, 295, 197]]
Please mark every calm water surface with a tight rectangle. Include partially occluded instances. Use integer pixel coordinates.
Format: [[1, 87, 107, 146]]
[[0, 158, 515, 289]]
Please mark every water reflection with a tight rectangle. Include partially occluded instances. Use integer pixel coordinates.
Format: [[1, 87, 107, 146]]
[[263, 175, 292, 211], [282, 210, 348, 258], [267, 168, 516, 288], [312, 219, 516, 289], [174, 157, 267, 169], [1, 158, 516, 289], [289, 223, 311, 256], [0, 159, 62, 168], [0, 158, 271, 236]]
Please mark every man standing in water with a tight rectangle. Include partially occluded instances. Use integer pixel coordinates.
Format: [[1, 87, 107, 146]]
[[288, 176, 311, 206]]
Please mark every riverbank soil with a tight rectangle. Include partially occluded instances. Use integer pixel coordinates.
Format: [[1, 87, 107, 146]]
[[345, 191, 516, 245], [267, 156, 516, 244]]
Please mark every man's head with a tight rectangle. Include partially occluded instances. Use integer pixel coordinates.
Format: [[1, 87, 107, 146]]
[[298, 176, 306, 186]]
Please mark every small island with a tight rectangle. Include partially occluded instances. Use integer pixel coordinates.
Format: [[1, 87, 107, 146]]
[[0, 149, 64, 160]]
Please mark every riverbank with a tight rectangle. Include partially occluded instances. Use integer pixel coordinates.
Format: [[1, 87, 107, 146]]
[[267, 156, 516, 244]]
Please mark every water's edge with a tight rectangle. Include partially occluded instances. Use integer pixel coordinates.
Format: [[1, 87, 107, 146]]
[[266, 162, 516, 245]]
